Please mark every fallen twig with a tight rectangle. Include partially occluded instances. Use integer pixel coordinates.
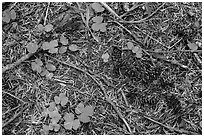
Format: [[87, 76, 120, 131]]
[[48, 55, 132, 134], [2, 52, 34, 74], [43, 2, 50, 26], [3, 103, 31, 128], [3, 90, 26, 103], [143, 115, 199, 135], [119, 3, 165, 24], [100, 2, 122, 20]]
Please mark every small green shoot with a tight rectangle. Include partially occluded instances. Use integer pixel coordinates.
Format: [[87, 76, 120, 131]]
[[75, 103, 94, 123], [91, 3, 104, 13], [63, 113, 80, 130], [92, 16, 107, 32], [54, 93, 68, 107]]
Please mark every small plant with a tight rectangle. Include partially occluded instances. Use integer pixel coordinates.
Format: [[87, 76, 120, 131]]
[[2, 9, 16, 23], [42, 39, 58, 53], [63, 113, 80, 130], [91, 16, 107, 32], [91, 2, 105, 13], [75, 103, 94, 123], [54, 93, 68, 107]]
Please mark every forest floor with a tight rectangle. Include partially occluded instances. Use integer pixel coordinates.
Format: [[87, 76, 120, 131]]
[[2, 2, 202, 135]]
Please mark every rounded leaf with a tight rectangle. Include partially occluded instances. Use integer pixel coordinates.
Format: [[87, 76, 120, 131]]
[[91, 3, 104, 13], [64, 121, 73, 130], [35, 58, 43, 66], [45, 63, 56, 71], [54, 96, 60, 104], [132, 46, 139, 53], [99, 23, 107, 32], [69, 44, 79, 52], [136, 49, 143, 58], [75, 103, 84, 114], [10, 9, 16, 20], [102, 53, 109, 62], [31, 62, 42, 73], [48, 102, 56, 112], [46, 72, 54, 79], [60, 35, 69, 45], [92, 16, 103, 23], [44, 23, 53, 32], [83, 106, 94, 116], [26, 42, 38, 53], [61, 97, 68, 106], [48, 48, 58, 53], [37, 24, 44, 31], [64, 113, 74, 122], [92, 23, 100, 31], [127, 42, 134, 50], [2, 10, 10, 23], [49, 40, 58, 48], [58, 46, 67, 54], [78, 113, 90, 123], [40, 68, 49, 76], [42, 42, 50, 50], [187, 42, 198, 51], [42, 124, 50, 131], [72, 119, 80, 130]]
